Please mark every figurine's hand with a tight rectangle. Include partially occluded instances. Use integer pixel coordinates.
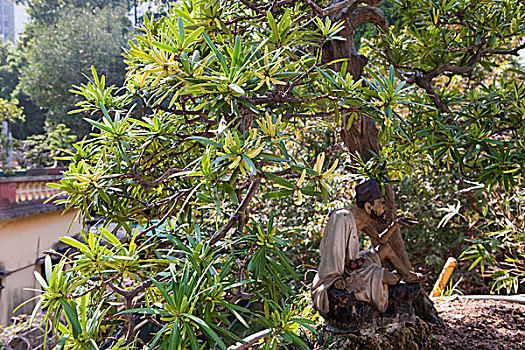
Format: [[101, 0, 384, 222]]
[[334, 279, 345, 290], [398, 217, 418, 228], [403, 271, 425, 283]]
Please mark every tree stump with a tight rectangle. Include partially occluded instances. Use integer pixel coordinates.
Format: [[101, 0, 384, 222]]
[[320, 283, 442, 349], [317, 317, 442, 350]]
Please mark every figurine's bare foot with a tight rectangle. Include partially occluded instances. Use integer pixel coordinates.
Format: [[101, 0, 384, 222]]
[[383, 271, 400, 285], [403, 272, 424, 283]]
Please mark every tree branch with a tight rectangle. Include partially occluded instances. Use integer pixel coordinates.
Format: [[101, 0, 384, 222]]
[[397, 39, 525, 115], [154, 105, 205, 116], [107, 278, 153, 298], [136, 186, 198, 238], [132, 167, 184, 189], [239, 0, 265, 14], [282, 111, 335, 118], [210, 178, 261, 246], [410, 74, 452, 114], [225, 14, 265, 25], [482, 40, 525, 56], [306, 0, 380, 17], [347, 5, 387, 32]]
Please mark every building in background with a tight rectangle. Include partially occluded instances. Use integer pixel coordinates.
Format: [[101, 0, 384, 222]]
[[0, 0, 14, 41], [0, 168, 82, 325], [13, 2, 29, 41], [0, 1, 28, 42]]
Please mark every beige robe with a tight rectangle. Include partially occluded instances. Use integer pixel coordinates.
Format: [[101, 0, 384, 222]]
[[311, 209, 388, 314]]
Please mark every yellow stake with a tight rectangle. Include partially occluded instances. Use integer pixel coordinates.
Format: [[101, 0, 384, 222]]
[[431, 257, 457, 297]]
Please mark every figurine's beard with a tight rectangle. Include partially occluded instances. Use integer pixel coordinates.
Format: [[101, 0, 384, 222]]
[[370, 209, 388, 225]]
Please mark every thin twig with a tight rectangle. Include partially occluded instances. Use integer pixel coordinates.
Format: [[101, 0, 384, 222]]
[[132, 167, 184, 189], [153, 105, 204, 115], [282, 111, 334, 118], [239, 0, 265, 14]]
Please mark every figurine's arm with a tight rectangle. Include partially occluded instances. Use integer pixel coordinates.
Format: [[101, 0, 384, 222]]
[[379, 221, 399, 243], [363, 221, 399, 244], [362, 225, 380, 242]]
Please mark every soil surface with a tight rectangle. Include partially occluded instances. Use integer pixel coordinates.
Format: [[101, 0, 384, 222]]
[[433, 298, 525, 350]]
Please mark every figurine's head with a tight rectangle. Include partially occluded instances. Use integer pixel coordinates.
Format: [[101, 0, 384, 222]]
[[355, 179, 388, 224]]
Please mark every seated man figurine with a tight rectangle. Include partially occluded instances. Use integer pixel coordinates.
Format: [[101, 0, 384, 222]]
[[311, 179, 421, 316]]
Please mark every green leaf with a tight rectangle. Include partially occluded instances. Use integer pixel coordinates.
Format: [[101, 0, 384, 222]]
[[152, 41, 178, 53], [241, 155, 257, 175], [232, 36, 241, 68], [184, 314, 228, 350], [264, 172, 294, 189], [90, 66, 99, 86], [290, 165, 318, 176], [229, 83, 245, 94], [100, 227, 121, 246], [178, 17, 185, 43], [263, 189, 294, 199], [183, 27, 205, 49], [223, 183, 239, 204], [98, 189, 111, 204], [187, 322, 199, 350], [189, 136, 222, 148], [117, 308, 169, 315], [220, 302, 249, 328], [44, 255, 53, 282], [267, 11, 279, 43], [60, 236, 89, 252], [84, 118, 113, 133], [202, 32, 228, 75], [169, 322, 179, 350], [59, 299, 82, 339], [197, 192, 215, 203], [300, 186, 322, 196], [34, 271, 49, 289], [148, 323, 170, 349], [238, 98, 259, 113], [151, 278, 176, 308], [128, 48, 153, 61], [256, 154, 289, 163], [469, 257, 482, 271], [29, 298, 43, 327]]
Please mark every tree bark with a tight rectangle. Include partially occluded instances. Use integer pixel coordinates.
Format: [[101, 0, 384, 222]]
[[323, 0, 414, 272], [340, 114, 413, 271]]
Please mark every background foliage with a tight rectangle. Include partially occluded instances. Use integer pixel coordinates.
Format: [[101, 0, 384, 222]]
[[19, 3, 132, 137]]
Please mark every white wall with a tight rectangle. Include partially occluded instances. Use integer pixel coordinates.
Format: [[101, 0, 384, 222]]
[[0, 210, 82, 325]]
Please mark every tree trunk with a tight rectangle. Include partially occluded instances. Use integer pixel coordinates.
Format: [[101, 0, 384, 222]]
[[340, 114, 413, 272], [323, 0, 414, 272]]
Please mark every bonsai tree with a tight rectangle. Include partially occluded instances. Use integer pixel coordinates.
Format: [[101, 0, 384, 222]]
[[31, 0, 524, 348]]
